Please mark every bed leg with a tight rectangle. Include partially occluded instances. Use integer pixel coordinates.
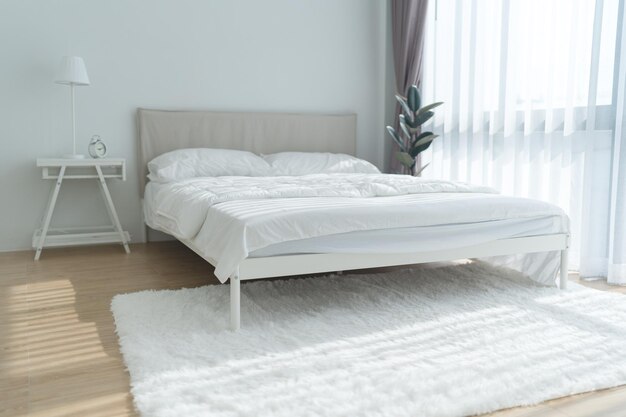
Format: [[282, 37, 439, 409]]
[[560, 249, 568, 290], [230, 269, 240, 331]]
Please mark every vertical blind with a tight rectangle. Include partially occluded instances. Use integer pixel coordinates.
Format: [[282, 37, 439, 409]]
[[421, 0, 620, 278]]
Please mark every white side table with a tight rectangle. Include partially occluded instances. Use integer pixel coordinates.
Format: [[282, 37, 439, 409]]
[[34, 158, 131, 260]]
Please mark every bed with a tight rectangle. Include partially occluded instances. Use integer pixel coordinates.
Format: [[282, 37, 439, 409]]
[[138, 109, 570, 330]]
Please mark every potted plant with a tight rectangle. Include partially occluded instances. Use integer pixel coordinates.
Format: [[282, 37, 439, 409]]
[[386, 85, 442, 175]]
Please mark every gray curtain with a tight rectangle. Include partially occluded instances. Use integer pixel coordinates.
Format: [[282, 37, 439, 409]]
[[390, 0, 429, 173]]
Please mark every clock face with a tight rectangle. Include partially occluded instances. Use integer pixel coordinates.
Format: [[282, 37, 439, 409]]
[[95, 142, 106, 154], [89, 139, 107, 158]]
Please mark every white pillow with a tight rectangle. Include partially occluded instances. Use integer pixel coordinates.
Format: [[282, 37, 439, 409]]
[[262, 152, 381, 176], [148, 148, 272, 182]]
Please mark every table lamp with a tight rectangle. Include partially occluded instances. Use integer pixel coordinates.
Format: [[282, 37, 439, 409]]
[[55, 56, 90, 159]]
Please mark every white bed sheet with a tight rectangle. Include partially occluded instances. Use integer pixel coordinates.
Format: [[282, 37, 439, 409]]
[[144, 175, 568, 285], [249, 217, 562, 257]]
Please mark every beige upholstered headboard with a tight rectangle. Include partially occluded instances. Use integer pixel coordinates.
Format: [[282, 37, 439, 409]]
[[137, 109, 357, 194]]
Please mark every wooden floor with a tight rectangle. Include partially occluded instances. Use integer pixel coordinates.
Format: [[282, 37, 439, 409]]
[[1, 242, 625, 417]]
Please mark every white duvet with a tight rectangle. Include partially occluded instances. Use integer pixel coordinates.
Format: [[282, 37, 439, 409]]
[[146, 174, 568, 283]]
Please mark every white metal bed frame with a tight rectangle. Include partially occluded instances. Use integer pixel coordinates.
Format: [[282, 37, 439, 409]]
[[137, 109, 570, 331], [179, 235, 569, 331]]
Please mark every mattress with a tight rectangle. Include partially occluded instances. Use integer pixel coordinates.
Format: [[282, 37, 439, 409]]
[[248, 217, 562, 257], [144, 174, 568, 284]]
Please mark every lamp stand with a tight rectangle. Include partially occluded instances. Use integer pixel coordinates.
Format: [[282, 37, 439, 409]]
[[63, 83, 85, 159]]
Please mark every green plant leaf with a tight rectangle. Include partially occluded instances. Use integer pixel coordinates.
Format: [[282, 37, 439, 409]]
[[409, 132, 438, 157], [414, 110, 434, 126], [417, 102, 444, 115], [407, 125, 422, 134], [415, 162, 430, 176], [410, 139, 435, 157], [413, 133, 438, 148], [399, 116, 412, 139], [411, 131, 433, 146], [395, 95, 413, 121], [396, 151, 415, 168], [407, 86, 421, 112], [386, 126, 407, 152], [404, 115, 420, 129]]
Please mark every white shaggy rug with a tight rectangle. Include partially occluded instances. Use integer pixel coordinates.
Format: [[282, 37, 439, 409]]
[[111, 262, 626, 417]]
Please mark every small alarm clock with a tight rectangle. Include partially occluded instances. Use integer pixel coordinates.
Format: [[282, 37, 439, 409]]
[[88, 135, 108, 159]]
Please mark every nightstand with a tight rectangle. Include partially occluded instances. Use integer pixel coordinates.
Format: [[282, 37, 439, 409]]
[[34, 158, 131, 260]]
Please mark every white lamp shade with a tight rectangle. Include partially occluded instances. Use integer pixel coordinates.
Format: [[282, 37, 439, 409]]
[[55, 56, 90, 86]]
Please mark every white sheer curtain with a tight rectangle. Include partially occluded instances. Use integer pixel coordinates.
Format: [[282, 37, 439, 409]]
[[608, 0, 626, 284], [421, 0, 622, 280]]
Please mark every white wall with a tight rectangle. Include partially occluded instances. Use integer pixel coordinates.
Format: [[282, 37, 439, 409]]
[[0, 0, 388, 251]]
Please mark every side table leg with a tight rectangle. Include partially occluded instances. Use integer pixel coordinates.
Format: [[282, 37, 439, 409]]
[[95, 165, 130, 254], [35, 166, 66, 260]]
